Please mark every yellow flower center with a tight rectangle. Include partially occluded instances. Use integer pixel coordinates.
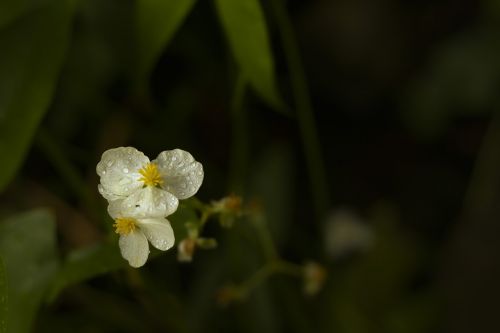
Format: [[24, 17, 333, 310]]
[[114, 217, 137, 235], [139, 162, 163, 187]]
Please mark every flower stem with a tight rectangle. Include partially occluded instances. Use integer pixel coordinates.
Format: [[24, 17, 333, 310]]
[[270, 0, 330, 220], [233, 259, 303, 299], [252, 213, 279, 261], [228, 73, 249, 194]]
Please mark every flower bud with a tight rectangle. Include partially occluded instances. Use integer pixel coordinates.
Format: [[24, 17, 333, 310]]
[[303, 262, 327, 296], [177, 238, 196, 262]]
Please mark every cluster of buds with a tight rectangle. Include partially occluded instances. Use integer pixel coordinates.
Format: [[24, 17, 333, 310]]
[[211, 194, 243, 228], [177, 222, 217, 262]]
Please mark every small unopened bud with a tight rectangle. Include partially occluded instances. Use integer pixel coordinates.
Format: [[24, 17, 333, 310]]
[[224, 194, 242, 212], [196, 237, 218, 249], [303, 262, 327, 296], [215, 285, 243, 306], [212, 194, 243, 213], [212, 194, 244, 228], [177, 238, 196, 262]]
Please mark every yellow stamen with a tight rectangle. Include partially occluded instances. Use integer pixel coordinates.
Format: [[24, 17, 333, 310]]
[[114, 217, 137, 235], [139, 162, 163, 187]]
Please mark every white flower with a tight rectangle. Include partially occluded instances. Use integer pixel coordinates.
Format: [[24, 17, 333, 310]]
[[96, 147, 204, 217], [108, 202, 176, 267], [324, 209, 374, 259]]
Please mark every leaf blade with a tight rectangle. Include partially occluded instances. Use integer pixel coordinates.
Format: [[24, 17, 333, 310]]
[[0, 210, 59, 333], [0, 0, 74, 192], [136, 0, 197, 84], [215, 0, 283, 110]]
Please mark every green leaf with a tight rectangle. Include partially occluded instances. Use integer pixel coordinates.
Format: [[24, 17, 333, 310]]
[[0, 0, 47, 29], [0, 257, 6, 333], [0, 0, 74, 192], [215, 0, 283, 110], [46, 242, 124, 303], [0, 210, 59, 333], [136, 0, 197, 84]]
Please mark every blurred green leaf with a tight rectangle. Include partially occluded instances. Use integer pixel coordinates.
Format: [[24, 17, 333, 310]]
[[385, 292, 441, 333], [215, 0, 283, 110], [136, 0, 197, 84], [0, 0, 46, 29], [0, 257, 6, 333], [47, 204, 198, 302], [404, 32, 500, 139], [0, 210, 59, 333], [46, 242, 124, 303], [0, 0, 75, 192]]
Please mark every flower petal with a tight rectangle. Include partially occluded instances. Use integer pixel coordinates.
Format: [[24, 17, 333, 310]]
[[96, 147, 150, 201], [154, 149, 204, 199], [108, 187, 179, 219], [119, 229, 149, 268], [137, 217, 175, 251]]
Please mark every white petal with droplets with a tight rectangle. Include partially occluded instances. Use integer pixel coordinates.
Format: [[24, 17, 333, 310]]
[[96, 147, 150, 201], [138, 218, 175, 251], [118, 229, 149, 268], [154, 149, 204, 199]]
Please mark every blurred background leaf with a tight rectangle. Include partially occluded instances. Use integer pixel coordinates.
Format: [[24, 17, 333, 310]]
[[135, 0, 197, 87], [215, 0, 283, 110], [403, 31, 500, 139], [0, 210, 59, 333], [0, 0, 74, 191], [0, 0, 47, 29], [46, 242, 123, 303]]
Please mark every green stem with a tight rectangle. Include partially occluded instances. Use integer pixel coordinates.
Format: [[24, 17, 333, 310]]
[[270, 0, 330, 220], [228, 73, 248, 194], [235, 259, 303, 298], [252, 213, 279, 261]]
